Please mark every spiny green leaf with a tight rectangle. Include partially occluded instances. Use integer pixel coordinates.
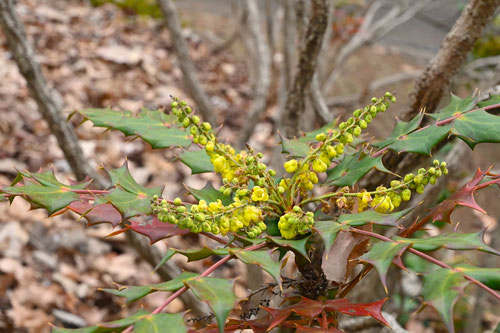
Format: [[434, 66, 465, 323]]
[[455, 264, 500, 290], [101, 272, 198, 303], [230, 249, 282, 288], [178, 149, 214, 174], [312, 221, 346, 254], [267, 236, 310, 259], [477, 94, 500, 108], [280, 135, 310, 158], [358, 242, 409, 292], [186, 277, 238, 333], [174, 246, 230, 262], [421, 268, 467, 333], [134, 313, 187, 333], [451, 109, 500, 149], [428, 94, 477, 121], [394, 231, 500, 255], [337, 207, 414, 227], [97, 188, 153, 218], [325, 154, 394, 186], [373, 113, 424, 149], [153, 248, 176, 273], [387, 124, 451, 155], [106, 163, 162, 197], [186, 182, 232, 206], [78, 108, 191, 148]]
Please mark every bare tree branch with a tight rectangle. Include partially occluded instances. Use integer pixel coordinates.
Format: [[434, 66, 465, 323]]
[[321, 0, 433, 95], [157, 0, 216, 125], [0, 0, 207, 315], [237, 0, 271, 148], [0, 0, 107, 188], [402, 0, 500, 121], [282, 0, 328, 138]]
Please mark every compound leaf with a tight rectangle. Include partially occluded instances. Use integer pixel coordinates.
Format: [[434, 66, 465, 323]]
[[186, 277, 238, 333], [394, 230, 500, 255]]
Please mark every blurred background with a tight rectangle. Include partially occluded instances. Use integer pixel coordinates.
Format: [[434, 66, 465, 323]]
[[0, 0, 499, 332]]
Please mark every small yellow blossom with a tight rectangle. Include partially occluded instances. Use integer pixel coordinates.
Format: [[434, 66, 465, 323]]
[[251, 186, 269, 202]]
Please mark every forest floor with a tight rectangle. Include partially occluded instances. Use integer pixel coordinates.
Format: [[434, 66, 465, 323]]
[[0, 1, 498, 332]]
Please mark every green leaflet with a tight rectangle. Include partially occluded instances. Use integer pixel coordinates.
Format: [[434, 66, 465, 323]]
[[394, 231, 500, 255], [387, 124, 451, 155], [267, 235, 310, 259], [134, 313, 187, 333], [325, 153, 394, 186], [312, 220, 346, 254], [358, 242, 409, 292], [52, 309, 150, 333], [1, 170, 89, 215], [186, 277, 238, 333], [373, 113, 424, 149], [186, 182, 232, 206], [451, 109, 500, 149], [153, 248, 176, 273], [455, 264, 500, 290], [78, 108, 191, 148], [477, 94, 500, 108], [421, 268, 467, 333], [230, 249, 282, 288], [101, 272, 199, 303], [178, 149, 214, 174], [428, 94, 477, 121], [280, 135, 310, 158], [174, 246, 230, 262]]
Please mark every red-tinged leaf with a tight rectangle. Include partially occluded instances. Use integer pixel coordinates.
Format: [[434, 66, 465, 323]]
[[126, 216, 190, 244], [261, 306, 293, 331], [245, 318, 272, 333], [325, 298, 389, 327], [68, 201, 122, 227], [291, 297, 324, 319], [295, 325, 344, 333], [427, 168, 500, 223]]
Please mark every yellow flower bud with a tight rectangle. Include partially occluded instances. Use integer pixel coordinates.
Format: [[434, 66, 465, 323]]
[[284, 159, 298, 173]]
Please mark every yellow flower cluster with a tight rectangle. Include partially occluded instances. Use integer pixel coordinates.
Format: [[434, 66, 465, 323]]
[[152, 196, 267, 238], [277, 206, 314, 239]]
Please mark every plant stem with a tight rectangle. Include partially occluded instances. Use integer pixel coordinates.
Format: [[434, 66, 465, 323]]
[[348, 227, 500, 301], [122, 242, 267, 332]]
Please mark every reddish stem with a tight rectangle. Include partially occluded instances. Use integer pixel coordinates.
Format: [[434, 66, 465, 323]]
[[122, 241, 267, 332], [348, 228, 500, 301]]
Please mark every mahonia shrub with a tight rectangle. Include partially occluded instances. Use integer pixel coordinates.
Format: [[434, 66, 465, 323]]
[[2, 93, 500, 333]]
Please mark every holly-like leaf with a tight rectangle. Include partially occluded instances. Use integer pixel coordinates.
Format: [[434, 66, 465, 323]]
[[337, 207, 413, 227], [78, 108, 191, 148], [125, 216, 190, 244], [52, 309, 150, 333], [394, 230, 500, 255], [1, 170, 88, 215], [373, 113, 424, 149], [230, 250, 282, 287], [186, 277, 238, 333], [68, 201, 123, 227], [421, 268, 467, 333], [358, 241, 409, 292], [134, 313, 187, 333], [325, 154, 394, 187], [325, 298, 389, 326], [178, 149, 214, 174], [387, 124, 451, 155], [186, 182, 232, 206], [153, 248, 176, 273], [280, 135, 310, 158], [267, 236, 310, 259], [428, 94, 477, 121], [451, 109, 500, 149], [175, 246, 230, 262], [477, 94, 500, 108], [101, 272, 198, 303], [312, 220, 346, 255], [107, 163, 163, 197], [426, 168, 500, 224], [455, 264, 500, 290]]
